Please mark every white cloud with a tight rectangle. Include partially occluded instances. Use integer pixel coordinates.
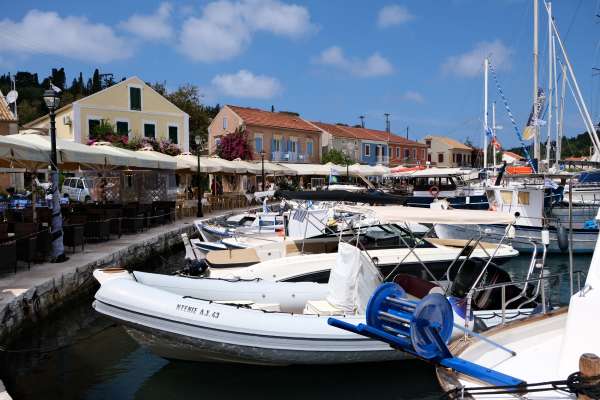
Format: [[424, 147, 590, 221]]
[[402, 90, 425, 103], [377, 5, 414, 28], [119, 2, 174, 41], [442, 40, 513, 77], [315, 46, 393, 77], [179, 0, 316, 62], [0, 10, 132, 62], [212, 70, 282, 99]]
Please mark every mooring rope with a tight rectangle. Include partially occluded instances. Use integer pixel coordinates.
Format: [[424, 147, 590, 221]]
[[442, 372, 600, 399]]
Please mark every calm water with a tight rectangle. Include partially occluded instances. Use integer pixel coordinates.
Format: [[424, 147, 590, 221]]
[[0, 251, 592, 400]]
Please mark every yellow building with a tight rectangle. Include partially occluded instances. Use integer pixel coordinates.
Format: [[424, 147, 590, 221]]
[[25, 76, 190, 152]]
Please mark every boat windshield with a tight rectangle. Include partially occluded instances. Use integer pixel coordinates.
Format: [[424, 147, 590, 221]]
[[356, 224, 434, 249]]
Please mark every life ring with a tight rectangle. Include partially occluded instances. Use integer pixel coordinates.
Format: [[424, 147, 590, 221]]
[[429, 186, 440, 198]]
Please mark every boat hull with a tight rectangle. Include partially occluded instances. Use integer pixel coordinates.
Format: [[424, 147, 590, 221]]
[[435, 223, 598, 253]]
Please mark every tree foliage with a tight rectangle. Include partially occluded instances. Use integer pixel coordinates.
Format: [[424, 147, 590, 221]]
[[321, 148, 352, 165], [216, 127, 253, 161], [150, 82, 220, 152], [505, 130, 598, 159]]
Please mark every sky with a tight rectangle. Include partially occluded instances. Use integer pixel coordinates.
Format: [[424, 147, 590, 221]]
[[1, 0, 599, 149]]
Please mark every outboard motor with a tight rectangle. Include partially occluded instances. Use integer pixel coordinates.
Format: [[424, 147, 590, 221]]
[[182, 258, 209, 276]]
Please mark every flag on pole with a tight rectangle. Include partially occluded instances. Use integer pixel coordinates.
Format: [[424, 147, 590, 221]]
[[491, 136, 502, 150]]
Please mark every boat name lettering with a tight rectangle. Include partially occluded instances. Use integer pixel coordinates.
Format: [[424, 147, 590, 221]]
[[175, 304, 220, 319]]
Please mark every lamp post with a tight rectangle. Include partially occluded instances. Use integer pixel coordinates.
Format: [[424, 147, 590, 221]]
[[43, 88, 67, 263], [195, 135, 204, 218], [260, 150, 266, 191]]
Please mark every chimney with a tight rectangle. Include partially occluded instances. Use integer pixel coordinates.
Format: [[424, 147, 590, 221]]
[[384, 113, 390, 133], [271, 105, 275, 112], [359, 115, 365, 128]]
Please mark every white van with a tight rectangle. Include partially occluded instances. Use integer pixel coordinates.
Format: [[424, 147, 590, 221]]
[[61, 177, 93, 202]]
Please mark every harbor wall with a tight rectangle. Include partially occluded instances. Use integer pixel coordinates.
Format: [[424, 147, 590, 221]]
[[0, 222, 195, 345]]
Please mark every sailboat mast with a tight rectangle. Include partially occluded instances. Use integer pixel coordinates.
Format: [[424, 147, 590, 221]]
[[552, 33, 560, 169], [546, 1, 553, 166], [492, 101, 497, 172], [484, 57, 489, 171], [533, 0, 541, 162], [558, 62, 566, 166]]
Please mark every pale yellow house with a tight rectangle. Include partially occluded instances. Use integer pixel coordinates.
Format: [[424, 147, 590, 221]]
[[25, 76, 190, 152], [422, 135, 473, 167]]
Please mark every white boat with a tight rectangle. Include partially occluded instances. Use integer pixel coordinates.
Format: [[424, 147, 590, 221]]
[[93, 243, 411, 365], [435, 179, 599, 253], [436, 208, 600, 398]]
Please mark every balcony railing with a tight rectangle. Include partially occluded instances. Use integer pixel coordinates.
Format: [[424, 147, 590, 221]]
[[272, 151, 310, 163]]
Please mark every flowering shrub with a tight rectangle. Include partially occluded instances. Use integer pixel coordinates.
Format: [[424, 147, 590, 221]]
[[216, 128, 253, 160]]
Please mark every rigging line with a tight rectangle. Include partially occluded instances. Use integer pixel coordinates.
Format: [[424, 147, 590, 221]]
[[563, 0, 585, 43]]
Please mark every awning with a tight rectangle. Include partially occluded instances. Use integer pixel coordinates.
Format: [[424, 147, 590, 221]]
[[338, 205, 516, 225], [0, 133, 109, 169], [175, 153, 224, 173], [90, 143, 169, 169], [135, 148, 178, 170], [284, 163, 341, 175], [230, 158, 262, 174], [260, 161, 296, 175]]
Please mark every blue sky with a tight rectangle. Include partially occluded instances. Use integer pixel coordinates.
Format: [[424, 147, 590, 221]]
[[1, 0, 599, 149]]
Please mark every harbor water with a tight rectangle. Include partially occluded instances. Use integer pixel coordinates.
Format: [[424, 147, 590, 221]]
[[0, 251, 592, 400]]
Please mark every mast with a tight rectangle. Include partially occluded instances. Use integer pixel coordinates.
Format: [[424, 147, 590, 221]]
[[552, 33, 560, 169], [492, 101, 497, 172], [533, 0, 541, 162], [484, 57, 489, 171], [546, 2, 553, 166], [558, 62, 566, 167]]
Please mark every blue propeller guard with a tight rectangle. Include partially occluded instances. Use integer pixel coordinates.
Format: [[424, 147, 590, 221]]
[[328, 282, 525, 388]]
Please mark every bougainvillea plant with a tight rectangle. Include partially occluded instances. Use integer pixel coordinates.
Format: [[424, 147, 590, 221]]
[[216, 127, 253, 161]]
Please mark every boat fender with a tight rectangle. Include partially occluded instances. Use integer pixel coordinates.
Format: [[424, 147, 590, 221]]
[[429, 186, 440, 198], [557, 225, 569, 253]]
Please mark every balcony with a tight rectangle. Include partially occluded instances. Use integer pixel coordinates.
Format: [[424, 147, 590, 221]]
[[272, 151, 310, 163]]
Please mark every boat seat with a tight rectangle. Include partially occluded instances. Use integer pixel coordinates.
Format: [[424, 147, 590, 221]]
[[303, 300, 345, 316]]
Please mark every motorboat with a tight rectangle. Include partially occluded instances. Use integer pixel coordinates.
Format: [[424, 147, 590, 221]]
[[435, 208, 600, 398], [384, 168, 488, 210], [564, 170, 600, 206], [93, 243, 410, 365], [435, 174, 599, 253]]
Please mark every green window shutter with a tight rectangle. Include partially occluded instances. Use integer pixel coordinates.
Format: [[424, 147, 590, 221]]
[[130, 87, 141, 111], [88, 119, 100, 138], [116, 121, 129, 136], [168, 126, 178, 143], [144, 124, 155, 138]]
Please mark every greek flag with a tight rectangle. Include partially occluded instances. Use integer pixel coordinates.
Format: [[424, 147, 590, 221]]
[[485, 124, 493, 140], [293, 209, 308, 222]]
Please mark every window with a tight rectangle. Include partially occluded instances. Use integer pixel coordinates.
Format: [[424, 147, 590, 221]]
[[500, 190, 513, 205], [426, 139, 432, 147], [223, 117, 228, 130], [307, 140, 313, 156], [129, 87, 141, 111], [404, 149, 410, 160], [364, 144, 370, 157], [413, 149, 417, 160], [517, 191, 530, 205], [215, 137, 222, 147], [438, 153, 444, 163], [254, 134, 263, 152], [427, 153, 431, 162], [290, 138, 297, 153], [116, 121, 129, 136], [88, 119, 100, 138], [273, 136, 282, 152], [169, 126, 178, 144], [76, 180, 84, 189], [457, 153, 462, 164], [144, 123, 156, 138], [396, 147, 400, 158]]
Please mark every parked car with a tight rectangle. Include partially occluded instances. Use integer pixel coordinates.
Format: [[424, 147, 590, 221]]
[[61, 177, 93, 202]]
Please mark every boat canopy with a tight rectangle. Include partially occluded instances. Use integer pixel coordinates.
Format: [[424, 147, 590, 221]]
[[339, 205, 516, 225]]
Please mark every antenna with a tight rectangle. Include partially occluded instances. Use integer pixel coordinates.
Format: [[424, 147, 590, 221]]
[[8, 74, 18, 119], [359, 115, 365, 128], [384, 113, 390, 133], [5, 91, 18, 104]]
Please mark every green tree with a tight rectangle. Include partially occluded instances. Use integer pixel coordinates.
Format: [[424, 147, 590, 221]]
[[321, 148, 352, 165], [91, 69, 101, 93]]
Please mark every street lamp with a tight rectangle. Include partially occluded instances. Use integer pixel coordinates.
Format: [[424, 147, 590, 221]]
[[195, 135, 204, 218], [259, 150, 266, 191], [43, 88, 67, 263]]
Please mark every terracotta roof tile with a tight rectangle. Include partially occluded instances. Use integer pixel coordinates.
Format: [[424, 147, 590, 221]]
[[313, 121, 426, 147], [0, 92, 16, 122], [228, 105, 320, 132]]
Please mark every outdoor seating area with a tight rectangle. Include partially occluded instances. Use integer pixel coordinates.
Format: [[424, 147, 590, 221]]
[[0, 200, 176, 274]]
